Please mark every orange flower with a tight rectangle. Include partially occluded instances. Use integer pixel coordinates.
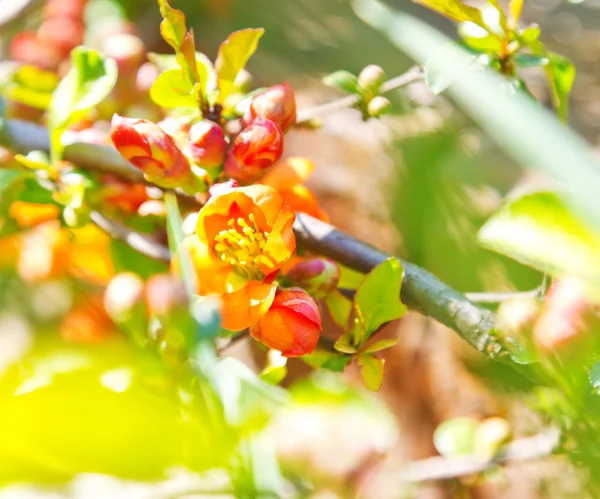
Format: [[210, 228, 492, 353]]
[[250, 288, 321, 357], [176, 185, 296, 331], [261, 157, 328, 221]]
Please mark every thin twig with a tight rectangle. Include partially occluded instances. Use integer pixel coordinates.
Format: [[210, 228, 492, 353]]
[[90, 210, 171, 263], [394, 427, 561, 483], [465, 289, 542, 304], [0, 0, 44, 33], [296, 66, 424, 123]]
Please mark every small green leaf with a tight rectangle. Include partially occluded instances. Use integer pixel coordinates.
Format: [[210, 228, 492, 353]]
[[47, 47, 117, 161], [260, 366, 287, 385], [334, 332, 358, 354], [479, 191, 600, 293], [358, 354, 385, 391], [149, 69, 196, 108], [411, 0, 486, 28], [215, 29, 264, 104], [325, 290, 352, 329], [354, 258, 407, 339], [510, 0, 524, 24], [149, 52, 216, 99], [362, 337, 399, 354], [0, 64, 59, 110], [458, 22, 503, 53], [322, 70, 361, 95], [433, 417, 479, 457], [546, 52, 575, 122], [520, 25, 540, 44], [514, 53, 549, 68]]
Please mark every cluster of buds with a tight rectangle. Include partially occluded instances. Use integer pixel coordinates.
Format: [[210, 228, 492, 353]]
[[110, 80, 297, 190], [358, 65, 391, 119], [10, 0, 86, 71]]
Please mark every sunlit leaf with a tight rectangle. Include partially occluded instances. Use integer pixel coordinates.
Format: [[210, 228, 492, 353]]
[[354, 258, 406, 339], [215, 29, 264, 104], [322, 70, 361, 95], [458, 21, 503, 53], [334, 331, 358, 354], [0, 64, 59, 110], [411, 0, 485, 27], [479, 191, 600, 293], [510, 0, 524, 24], [433, 417, 479, 457], [589, 361, 600, 395], [358, 354, 385, 391], [149, 52, 216, 98], [362, 337, 399, 354], [47, 47, 117, 161], [325, 290, 352, 328], [545, 52, 575, 122], [149, 69, 196, 108]]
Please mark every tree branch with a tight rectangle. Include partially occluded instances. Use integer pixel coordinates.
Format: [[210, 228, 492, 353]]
[[296, 66, 424, 123], [394, 427, 561, 484], [0, 119, 511, 362]]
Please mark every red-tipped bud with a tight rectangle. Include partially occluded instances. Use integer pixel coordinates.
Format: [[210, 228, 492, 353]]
[[249, 82, 297, 133], [286, 258, 340, 298], [189, 120, 227, 170], [250, 288, 321, 357], [110, 114, 192, 188], [223, 118, 284, 184], [533, 276, 599, 354], [103, 34, 145, 74], [208, 179, 240, 198], [104, 272, 146, 325], [358, 65, 386, 93], [144, 274, 188, 317]]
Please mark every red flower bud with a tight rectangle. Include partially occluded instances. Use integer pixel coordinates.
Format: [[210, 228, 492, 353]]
[[189, 120, 227, 170], [250, 288, 321, 357], [249, 82, 296, 133], [223, 118, 284, 184], [286, 258, 340, 298], [110, 114, 192, 188]]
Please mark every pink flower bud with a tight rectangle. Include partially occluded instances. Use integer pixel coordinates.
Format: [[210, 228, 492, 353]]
[[188, 120, 227, 170], [110, 114, 192, 188], [223, 118, 284, 184], [250, 288, 321, 357], [249, 82, 297, 133], [286, 258, 340, 298]]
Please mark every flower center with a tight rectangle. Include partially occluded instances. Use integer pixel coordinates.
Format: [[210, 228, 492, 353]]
[[214, 213, 272, 281]]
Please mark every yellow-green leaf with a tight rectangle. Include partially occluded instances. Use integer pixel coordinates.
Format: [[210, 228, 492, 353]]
[[510, 0, 524, 24], [358, 354, 385, 391], [411, 0, 486, 28], [1, 65, 59, 110], [334, 331, 358, 354], [215, 28, 264, 104], [362, 337, 399, 354], [325, 290, 352, 329], [149, 69, 196, 108], [545, 52, 575, 122]]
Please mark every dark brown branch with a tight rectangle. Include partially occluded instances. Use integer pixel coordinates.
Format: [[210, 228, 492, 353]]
[[296, 66, 424, 123], [0, 119, 511, 362], [394, 427, 560, 484], [90, 211, 171, 263]]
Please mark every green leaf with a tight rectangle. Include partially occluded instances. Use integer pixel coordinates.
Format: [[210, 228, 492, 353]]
[[352, 0, 600, 234], [334, 332, 358, 354], [546, 52, 575, 122], [149, 52, 216, 99], [433, 417, 479, 457], [260, 366, 287, 385], [0, 64, 59, 110], [479, 190, 600, 293], [514, 53, 549, 68], [157, 0, 199, 85], [411, 0, 486, 28], [149, 69, 196, 108], [458, 22, 503, 53], [510, 0, 524, 24], [325, 290, 352, 328], [0, 169, 26, 194], [322, 70, 361, 95], [358, 354, 385, 391], [47, 47, 117, 161], [354, 258, 407, 339], [215, 29, 264, 104], [589, 361, 600, 395], [362, 337, 399, 354]]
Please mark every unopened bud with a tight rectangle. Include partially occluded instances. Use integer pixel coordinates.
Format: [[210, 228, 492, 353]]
[[110, 114, 193, 188], [367, 96, 391, 118], [250, 288, 321, 357], [144, 274, 189, 317], [474, 417, 512, 458], [249, 82, 297, 133], [358, 65, 386, 93], [104, 272, 146, 324], [286, 258, 340, 298], [103, 34, 145, 74], [533, 276, 599, 354], [188, 120, 227, 170], [223, 118, 284, 184]]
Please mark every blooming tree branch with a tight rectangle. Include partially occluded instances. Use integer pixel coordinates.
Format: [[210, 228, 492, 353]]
[[0, 118, 509, 361]]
